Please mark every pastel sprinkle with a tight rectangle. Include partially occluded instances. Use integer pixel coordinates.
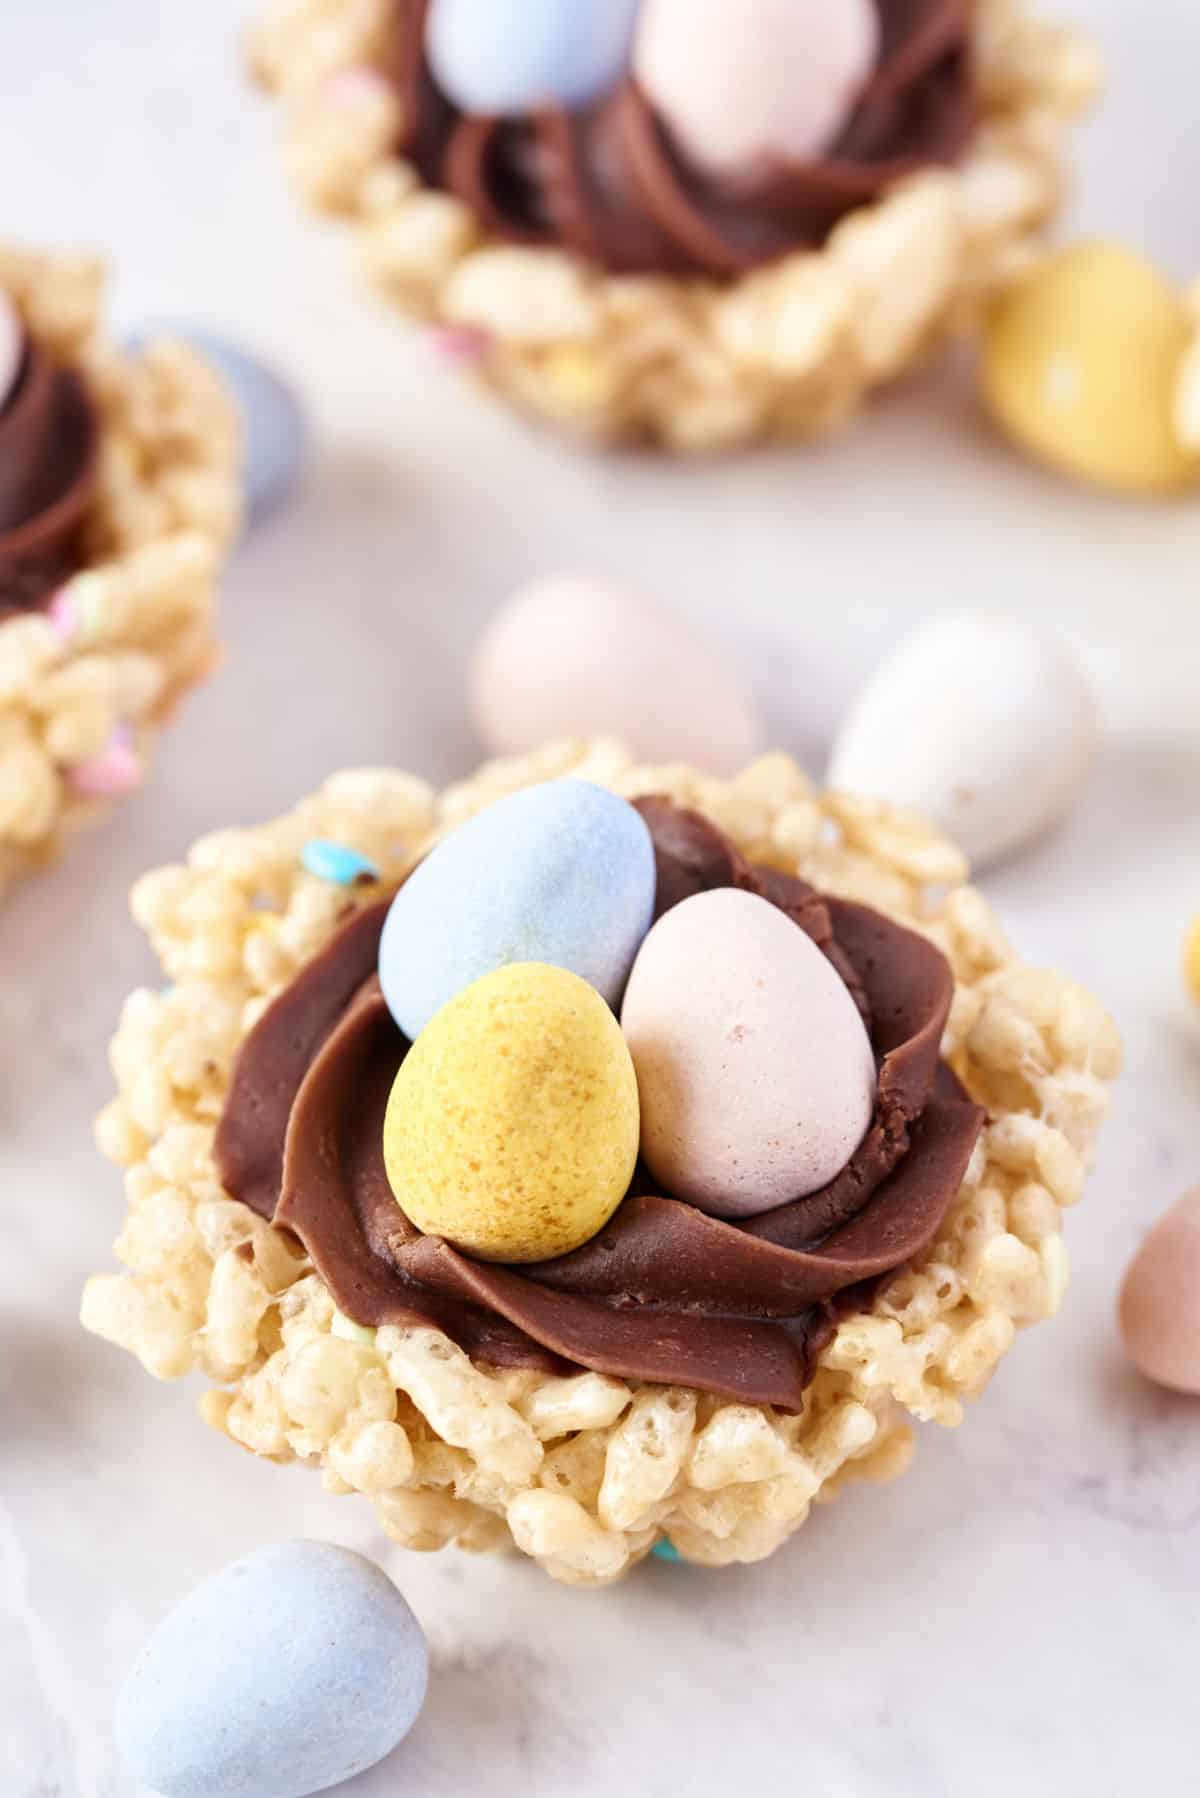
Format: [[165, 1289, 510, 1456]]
[[429, 325, 491, 365], [47, 573, 106, 649], [301, 839, 380, 886], [324, 67, 391, 107], [67, 725, 140, 798], [544, 343, 614, 409], [1184, 913, 1200, 1005], [652, 1539, 683, 1564]]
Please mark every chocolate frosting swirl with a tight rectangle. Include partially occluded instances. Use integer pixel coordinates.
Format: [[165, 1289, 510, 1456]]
[[215, 799, 984, 1410], [389, 0, 975, 278], [0, 322, 99, 619]]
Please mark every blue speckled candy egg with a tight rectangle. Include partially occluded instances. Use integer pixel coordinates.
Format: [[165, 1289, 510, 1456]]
[[127, 326, 308, 525], [380, 779, 656, 1040], [427, 0, 641, 114], [114, 1541, 428, 1798]]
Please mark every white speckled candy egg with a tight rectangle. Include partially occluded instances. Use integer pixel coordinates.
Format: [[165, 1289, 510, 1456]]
[[633, 0, 880, 183], [427, 0, 641, 114], [827, 614, 1098, 872], [380, 778, 656, 1040], [114, 1541, 428, 1798], [0, 288, 23, 410], [1119, 1188, 1200, 1396], [620, 887, 876, 1218], [470, 573, 763, 775]]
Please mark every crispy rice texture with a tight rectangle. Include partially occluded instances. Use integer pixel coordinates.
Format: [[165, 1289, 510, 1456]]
[[82, 743, 1120, 1585], [0, 246, 241, 894], [247, 0, 1100, 451]]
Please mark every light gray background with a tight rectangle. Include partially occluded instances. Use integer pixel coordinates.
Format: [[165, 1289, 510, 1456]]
[[3, 4, 1199, 1795]]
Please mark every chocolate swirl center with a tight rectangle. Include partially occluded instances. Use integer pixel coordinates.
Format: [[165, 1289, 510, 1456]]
[[215, 799, 984, 1410], [0, 322, 99, 619], [388, 0, 975, 278]]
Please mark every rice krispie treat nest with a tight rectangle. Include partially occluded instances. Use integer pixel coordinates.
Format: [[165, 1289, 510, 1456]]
[[83, 742, 1120, 1585], [248, 0, 1099, 452], [0, 246, 241, 894]]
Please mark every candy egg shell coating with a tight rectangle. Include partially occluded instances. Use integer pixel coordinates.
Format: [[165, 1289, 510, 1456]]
[[982, 242, 1199, 494], [827, 613, 1098, 872], [633, 0, 881, 182], [384, 962, 640, 1263], [470, 573, 763, 776], [379, 778, 656, 1041], [114, 1541, 428, 1798], [620, 887, 876, 1218], [427, 0, 642, 114], [1118, 1188, 1200, 1396], [0, 287, 22, 411]]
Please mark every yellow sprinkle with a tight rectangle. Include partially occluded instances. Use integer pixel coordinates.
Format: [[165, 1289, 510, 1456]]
[[543, 344, 614, 411], [1184, 913, 1200, 1005]]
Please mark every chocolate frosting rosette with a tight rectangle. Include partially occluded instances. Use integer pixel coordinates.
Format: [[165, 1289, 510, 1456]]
[[0, 246, 241, 894], [250, 0, 1099, 448], [84, 744, 1120, 1584]]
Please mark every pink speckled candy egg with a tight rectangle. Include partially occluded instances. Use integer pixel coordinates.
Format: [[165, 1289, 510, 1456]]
[[0, 288, 23, 410], [633, 0, 880, 184], [621, 888, 877, 1219], [1119, 1188, 1200, 1395], [470, 573, 762, 776]]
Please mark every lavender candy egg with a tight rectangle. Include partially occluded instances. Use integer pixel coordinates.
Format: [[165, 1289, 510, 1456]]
[[427, 0, 642, 114], [114, 1541, 428, 1798], [0, 287, 23, 410], [379, 779, 656, 1041], [634, 0, 880, 183], [621, 887, 877, 1219]]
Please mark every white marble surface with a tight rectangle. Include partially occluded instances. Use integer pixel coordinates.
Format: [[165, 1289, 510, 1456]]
[[3, 3, 1200, 1794]]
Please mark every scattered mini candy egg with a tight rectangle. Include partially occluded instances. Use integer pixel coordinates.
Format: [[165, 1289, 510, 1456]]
[[114, 1540, 428, 1798], [470, 573, 763, 775], [0, 287, 22, 410], [1184, 913, 1200, 1007], [633, 0, 880, 183], [127, 326, 308, 524], [827, 614, 1098, 872], [301, 838, 380, 886], [67, 724, 141, 798], [1118, 1188, 1200, 1395], [379, 778, 655, 1040], [427, 0, 641, 114], [384, 962, 640, 1262], [652, 1538, 683, 1563], [982, 242, 1200, 494], [621, 887, 876, 1219]]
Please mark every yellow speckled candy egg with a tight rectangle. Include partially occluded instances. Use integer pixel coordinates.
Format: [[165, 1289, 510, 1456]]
[[982, 242, 1199, 494], [383, 962, 639, 1263]]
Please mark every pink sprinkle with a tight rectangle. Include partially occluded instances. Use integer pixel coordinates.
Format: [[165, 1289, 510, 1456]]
[[428, 325, 490, 366], [47, 587, 79, 646], [323, 68, 389, 108], [68, 725, 141, 798]]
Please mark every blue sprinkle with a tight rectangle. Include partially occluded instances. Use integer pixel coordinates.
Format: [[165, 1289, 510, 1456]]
[[124, 326, 308, 526], [302, 839, 380, 886], [652, 1539, 683, 1564]]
